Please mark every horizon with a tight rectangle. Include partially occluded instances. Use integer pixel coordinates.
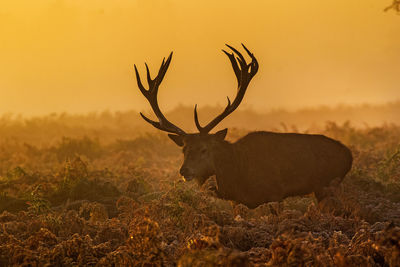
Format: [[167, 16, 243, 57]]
[[0, 99, 399, 118]]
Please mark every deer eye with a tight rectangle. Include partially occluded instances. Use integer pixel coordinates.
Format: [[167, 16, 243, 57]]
[[200, 148, 207, 154]]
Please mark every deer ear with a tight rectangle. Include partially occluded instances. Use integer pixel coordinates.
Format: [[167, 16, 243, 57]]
[[168, 134, 184, 147], [214, 128, 228, 140]]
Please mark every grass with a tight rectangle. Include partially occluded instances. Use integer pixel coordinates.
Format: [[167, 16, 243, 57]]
[[0, 114, 399, 266]]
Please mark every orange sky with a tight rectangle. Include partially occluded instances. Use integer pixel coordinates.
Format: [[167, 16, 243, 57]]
[[0, 0, 399, 115]]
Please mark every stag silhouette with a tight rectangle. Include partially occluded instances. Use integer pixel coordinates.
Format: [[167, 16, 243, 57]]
[[134, 44, 352, 208]]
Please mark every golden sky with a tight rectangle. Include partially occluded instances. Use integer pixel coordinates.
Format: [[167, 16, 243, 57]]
[[0, 0, 399, 115]]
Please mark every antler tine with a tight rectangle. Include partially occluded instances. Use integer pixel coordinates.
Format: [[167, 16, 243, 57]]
[[242, 43, 259, 76], [225, 44, 247, 69], [157, 52, 173, 84], [134, 65, 148, 97], [222, 50, 241, 87], [135, 52, 186, 135], [145, 63, 152, 89], [194, 97, 231, 133], [194, 44, 258, 134], [194, 104, 202, 132]]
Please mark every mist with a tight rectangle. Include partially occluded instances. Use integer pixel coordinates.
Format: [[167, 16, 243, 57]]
[[0, 0, 399, 116]]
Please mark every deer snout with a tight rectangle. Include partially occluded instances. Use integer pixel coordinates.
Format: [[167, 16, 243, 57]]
[[180, 166, 194, 181]]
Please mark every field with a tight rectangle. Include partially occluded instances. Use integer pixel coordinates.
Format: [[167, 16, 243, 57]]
[[0, 106, 399, 266]]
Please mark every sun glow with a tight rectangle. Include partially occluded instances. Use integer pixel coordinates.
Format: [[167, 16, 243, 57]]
[[0, 0, 399, 115]]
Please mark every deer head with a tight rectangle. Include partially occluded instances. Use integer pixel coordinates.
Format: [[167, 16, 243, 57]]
[[134, 44, 258, 183]]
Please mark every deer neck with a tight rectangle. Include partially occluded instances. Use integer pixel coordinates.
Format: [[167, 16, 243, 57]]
[[210, 141, 244, 198]]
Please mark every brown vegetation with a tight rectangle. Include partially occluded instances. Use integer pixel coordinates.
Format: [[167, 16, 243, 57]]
[[0, 111, 399, 266]]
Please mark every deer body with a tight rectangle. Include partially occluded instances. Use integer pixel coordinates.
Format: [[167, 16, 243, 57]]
[[134, 44, 353, 208], [209, 131, 352, 208]]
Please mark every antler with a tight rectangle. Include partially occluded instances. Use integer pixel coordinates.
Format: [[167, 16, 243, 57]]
[[194, 44, 259, 134], [135, 52, 186, 135]]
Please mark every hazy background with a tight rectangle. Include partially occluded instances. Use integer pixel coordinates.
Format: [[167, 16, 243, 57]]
[[0, 0, 399, 116]]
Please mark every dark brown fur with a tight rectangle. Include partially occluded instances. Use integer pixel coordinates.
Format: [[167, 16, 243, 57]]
[[173, 130, 352, 208]]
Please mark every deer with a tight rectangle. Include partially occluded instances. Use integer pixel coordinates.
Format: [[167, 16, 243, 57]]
[[134, 44, 353, 208]]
